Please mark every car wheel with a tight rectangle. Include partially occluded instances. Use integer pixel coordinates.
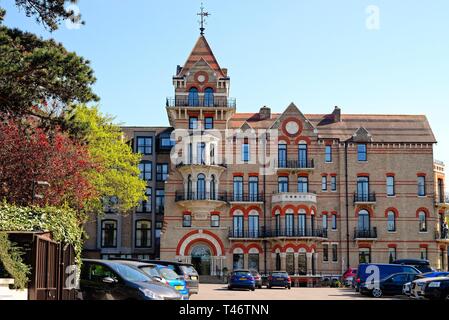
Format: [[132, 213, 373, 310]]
[[288, 285, 291, 290], [251, 287, 255, 292], [372, 288, 383, 298], [258, 285, 262, 289], [267, 285, 271, 289], [228, 286, 232, 290]]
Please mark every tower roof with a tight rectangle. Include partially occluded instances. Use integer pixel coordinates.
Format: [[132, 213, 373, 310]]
[[177, 35, 225, 78]]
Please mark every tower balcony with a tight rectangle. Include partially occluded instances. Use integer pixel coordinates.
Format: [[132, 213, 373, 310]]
[[275, 159, 315, 172], [166, 97, 236, 108], [435, 230, 449, 243], [175, 160, 226, 178], [353, 227, 377, 241], [271, 191, 317, 205], [174, 191, 228, 215], [353, 192, 376, 205]]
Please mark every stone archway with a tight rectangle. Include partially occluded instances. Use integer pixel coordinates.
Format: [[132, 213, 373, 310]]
[[190, 244, 212, 276]]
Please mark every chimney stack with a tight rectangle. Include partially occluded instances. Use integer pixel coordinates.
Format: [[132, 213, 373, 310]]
[[259, 106, 271, 120], [332, 106, 341, 122]]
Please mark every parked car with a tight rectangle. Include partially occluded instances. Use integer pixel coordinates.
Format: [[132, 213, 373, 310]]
[[423, 277, 449, 300], [356, 263, 421, 293], [361, 272, 419, 298], [79, 259, 182, 300], [409, 274, 449, 299], [146, 260, 199, 295], [392, 259, 433, 273], [267, 271, 291, 289], [342, 268, 357, 287], [112, 260, 189, 300], [228, 270, 255, 291], [250, 270, 263, 289]]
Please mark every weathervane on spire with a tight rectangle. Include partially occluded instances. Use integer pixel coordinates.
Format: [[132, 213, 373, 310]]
[[197, 3, 210, 35]]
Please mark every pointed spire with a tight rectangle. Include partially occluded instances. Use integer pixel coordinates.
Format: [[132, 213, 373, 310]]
[[177, 35, 224, 78]]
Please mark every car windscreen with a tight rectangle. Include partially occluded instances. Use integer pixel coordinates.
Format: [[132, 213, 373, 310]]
[[110, 264, 151, 283], [180, 265, 198, 276], [158, 267, 180, 280], [271, 273, 288, 277], [234, 271, 251, 277], [139, 266, 160, 278]]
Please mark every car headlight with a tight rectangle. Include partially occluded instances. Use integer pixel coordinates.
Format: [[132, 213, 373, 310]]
[[140, 288, 164, 300], [428, 282, 441, 288]]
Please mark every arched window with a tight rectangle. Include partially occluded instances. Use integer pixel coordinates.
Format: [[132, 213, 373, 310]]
[[188, 87, 199, 106], [278, 176, 289, 193], [298, 143, 308, 167], [204, 87, 214, 107], [101, 220, 117, 248], [249, 176, 259, 201], [210, 175, 216, 200], [197, 174, 206, 200], [419, 211, 427, 232], [135, 220, 152, 248], [278, 142, 287, 168], [274, 210, 281, 236], [232, 210, 244, 237], [387, 211, 396, 232], [187, 175, 193, 200], [248, 210, 259, 238], [298, 209, 307, 236], [358, 210, 370, 231], [285, 209, 294, 236]]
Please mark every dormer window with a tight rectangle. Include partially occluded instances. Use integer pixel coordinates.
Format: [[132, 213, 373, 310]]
[[204, 87, 214, 107], [188, 87, 199, 106]]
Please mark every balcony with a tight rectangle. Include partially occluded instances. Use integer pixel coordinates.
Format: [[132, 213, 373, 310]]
[[228, 228, 264, 239], [272, 192, 317, 205], [435, 194, 449, 209], [176, 160, 227, 169], [353, 192, 376, 205], [435, 230, 449, 243], [275, 159, 315, 171], [265, 228, 328, 239], [230, 193, 265, 203], [354, 227, 377, 240], [166, 97, 236, 108], [174, 191, 228, 214]]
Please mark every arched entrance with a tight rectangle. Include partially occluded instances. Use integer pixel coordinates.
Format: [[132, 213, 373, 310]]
[[190, 244, 211, 276]]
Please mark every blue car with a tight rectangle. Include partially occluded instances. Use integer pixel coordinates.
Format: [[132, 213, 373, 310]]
[[228, 270, 256, 291], [155, 265, 190, 299]]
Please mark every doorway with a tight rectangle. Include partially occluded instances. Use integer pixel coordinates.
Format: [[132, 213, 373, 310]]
[[190, 245, 211, 276]]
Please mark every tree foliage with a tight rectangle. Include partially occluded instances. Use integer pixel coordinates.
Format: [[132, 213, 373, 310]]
[[0, 10, 98, 124], [0, 119, 98, 210], [14, 0, 83, 31], [0, 232, 31, 290], [68, 105, 147, 214]]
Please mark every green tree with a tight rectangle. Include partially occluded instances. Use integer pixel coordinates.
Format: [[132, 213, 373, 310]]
[[0, 10, 98, 124], [68, 105, 146, 214], [14, 0, 83, 31]]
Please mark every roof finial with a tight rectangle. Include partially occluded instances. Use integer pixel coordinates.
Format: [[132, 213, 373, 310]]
[[197, 3, 210, 35]]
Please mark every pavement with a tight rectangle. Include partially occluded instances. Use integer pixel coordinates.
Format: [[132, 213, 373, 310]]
[[190, 284, 402, 300]]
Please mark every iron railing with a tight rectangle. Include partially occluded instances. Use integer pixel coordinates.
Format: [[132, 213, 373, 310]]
[[265, 228, 328, 238], [176, 160, 227, 168], [230, 193, 265, 202], [353, 192, 376, 203], [435, 194, 449, 204], [354, 227, 377, 239], [174, 191, 228, 202], [166, 97, 236, 108], [228, 228, 265, 239], [435, 230, 449, 240], [276, 159, 315, 169]]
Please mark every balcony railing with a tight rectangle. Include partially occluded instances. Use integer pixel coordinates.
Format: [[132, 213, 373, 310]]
[[228, 228, 328, 239], [272, 191, 317, 204], [166, 97, 236, 108], [353, 192, 376, 203], [175, 191, 228, 202], [276, 159, 315, 170], [176, 160, 227, 168], [435, 230, 449, 241], [354, 227, 377, 239], [265, 228, 328, 239], [228, 228, 264, 239], [230, 193, 265, 203], [435, 194, 449, 205]]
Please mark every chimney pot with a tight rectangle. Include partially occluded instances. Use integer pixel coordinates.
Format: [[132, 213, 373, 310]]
[[259, 106, 271, 120]]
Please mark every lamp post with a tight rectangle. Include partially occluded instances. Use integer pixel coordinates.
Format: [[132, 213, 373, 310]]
[[31, 180, 50, 205]]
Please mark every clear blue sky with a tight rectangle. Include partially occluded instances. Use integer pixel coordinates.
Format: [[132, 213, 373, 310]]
[[3, 0, 449, 168]]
